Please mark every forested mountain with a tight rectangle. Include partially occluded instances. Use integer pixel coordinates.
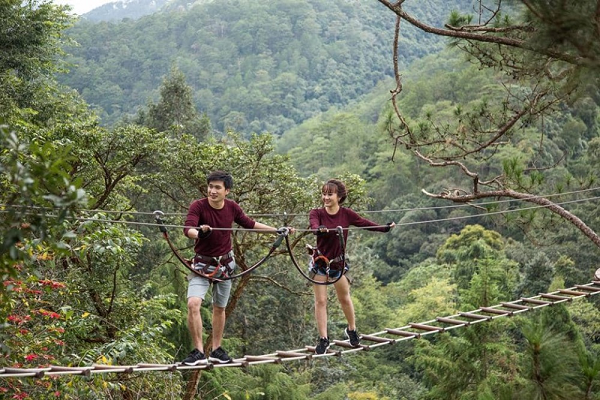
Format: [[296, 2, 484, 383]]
[[59, 0, 469, 132], [82, 0, 169, 22]]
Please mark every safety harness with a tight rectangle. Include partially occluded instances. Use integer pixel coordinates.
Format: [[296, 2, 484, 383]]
[[286, 226, 347, 285], [154, 210, 288, 282], [193, 251, 235, 279], [306, 244, 345, 276]]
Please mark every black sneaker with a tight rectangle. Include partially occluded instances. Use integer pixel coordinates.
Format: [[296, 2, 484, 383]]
[[209, 346, 232, 364], [182, 348, 207, 365], [315, 337, 330, 354], [345, 327, 360, 347]]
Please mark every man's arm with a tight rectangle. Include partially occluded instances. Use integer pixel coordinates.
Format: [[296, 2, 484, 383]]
[[253, 221, 295, 234], [253, 222, 278, 233]]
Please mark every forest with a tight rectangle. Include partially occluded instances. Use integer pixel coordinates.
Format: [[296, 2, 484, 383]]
[[1, 0, 600, 399]]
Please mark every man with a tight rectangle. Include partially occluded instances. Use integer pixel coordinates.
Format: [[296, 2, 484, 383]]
[[181, 171, 289, 365]]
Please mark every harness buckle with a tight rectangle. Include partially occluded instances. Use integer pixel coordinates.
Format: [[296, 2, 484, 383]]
[[193, 251, 235, 278]]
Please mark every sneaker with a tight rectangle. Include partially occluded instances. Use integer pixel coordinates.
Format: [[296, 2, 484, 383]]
[[345, 327, 360, 347], [315, 337, 330, 354], [209, 346, 232, 364], [182, 348, 207, 365]]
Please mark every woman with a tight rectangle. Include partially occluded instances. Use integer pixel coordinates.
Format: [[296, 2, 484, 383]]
[[308, 179, 395, 354]]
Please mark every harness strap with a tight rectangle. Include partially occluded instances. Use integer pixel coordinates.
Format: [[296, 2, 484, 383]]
[[194, 250, 234, 265], [194, 250, 235, 278], [330, 255, 345, 264], [154, 210, 289, 282]]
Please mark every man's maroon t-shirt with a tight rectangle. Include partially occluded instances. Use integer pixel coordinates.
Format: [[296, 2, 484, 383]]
[[184, 198, 256, 257], [309, 207, 389, 260]]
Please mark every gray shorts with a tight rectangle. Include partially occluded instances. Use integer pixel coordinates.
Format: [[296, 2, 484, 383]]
[[187, 276, 232, 308], [187, 257, 236, 308]]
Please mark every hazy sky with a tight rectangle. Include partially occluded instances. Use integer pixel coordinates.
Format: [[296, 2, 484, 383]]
[[53, 0, 115, 15]]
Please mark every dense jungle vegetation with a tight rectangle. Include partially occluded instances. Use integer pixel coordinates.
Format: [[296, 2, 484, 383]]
[[2, 0, 600, 399]]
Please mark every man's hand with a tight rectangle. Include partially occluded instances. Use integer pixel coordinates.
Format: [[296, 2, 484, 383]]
[[276, 227, 295, 235]]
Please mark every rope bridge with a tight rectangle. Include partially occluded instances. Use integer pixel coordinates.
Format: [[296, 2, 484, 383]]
[[3, 280, 600, 379]]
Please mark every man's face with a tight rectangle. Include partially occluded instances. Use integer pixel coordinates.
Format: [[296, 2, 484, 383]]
[[207, 180, 230, 203]]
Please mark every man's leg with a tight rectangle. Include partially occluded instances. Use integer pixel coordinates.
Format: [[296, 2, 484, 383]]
[[208, 280, 233, 363], [181, 276, 211, 364], [187, 296, 204, 352], [211, 305, 226, 349]]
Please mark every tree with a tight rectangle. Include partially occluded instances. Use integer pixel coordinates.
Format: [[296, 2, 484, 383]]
[[378, 0, 600, 254], [413, 318, 519, 399], [0, 0, 74, 121], [436, 225, 518, 298], [136, 66, 210, 140], [0, 0, 92, 298], [517, 312, 585, 400]]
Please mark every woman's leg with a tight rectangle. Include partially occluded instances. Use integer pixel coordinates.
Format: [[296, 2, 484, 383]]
[[334, 275, 355, 330], [313, 275, 329, 338]]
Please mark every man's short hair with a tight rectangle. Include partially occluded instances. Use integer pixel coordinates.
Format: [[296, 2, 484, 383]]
[[207, 171, 234, 189]]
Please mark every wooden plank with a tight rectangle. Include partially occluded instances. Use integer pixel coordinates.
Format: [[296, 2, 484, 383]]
[[277, 350, 311, 358], [92, 365, 135, 373], [521, 298, 551, 305], [4, 367, 48, 378], [360, 334, 394, 343], [436, 317, 469, 326], [501, 302, 530, 310], [558, 289, 587, 296], [409, 323, 443, 332], [575, 285, 600, 292], [480, 307, 511, 316], [50, 366, 94, 376], [540, 293, 571, 301], [332, 340, 358, 348], [459, 312, 490, 320], [244, 355, 281, 363], [385, 328, 420, 338]]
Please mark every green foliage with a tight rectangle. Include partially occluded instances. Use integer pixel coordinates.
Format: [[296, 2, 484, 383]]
[[1, 261, 184, 399], [199, 364, 310, 400], [4, 0, 600, 398], [414, 318, 519, 400], [0, 123, 86, 303], [396, 277, 456, 325], [0, 1, 73, 77], [1, 272, 71, 398], [516, 251, 553, 297], [518, 314, 584, 399]]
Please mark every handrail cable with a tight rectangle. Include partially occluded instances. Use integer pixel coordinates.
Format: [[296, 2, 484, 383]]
[[1, 195, 599, 233]]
